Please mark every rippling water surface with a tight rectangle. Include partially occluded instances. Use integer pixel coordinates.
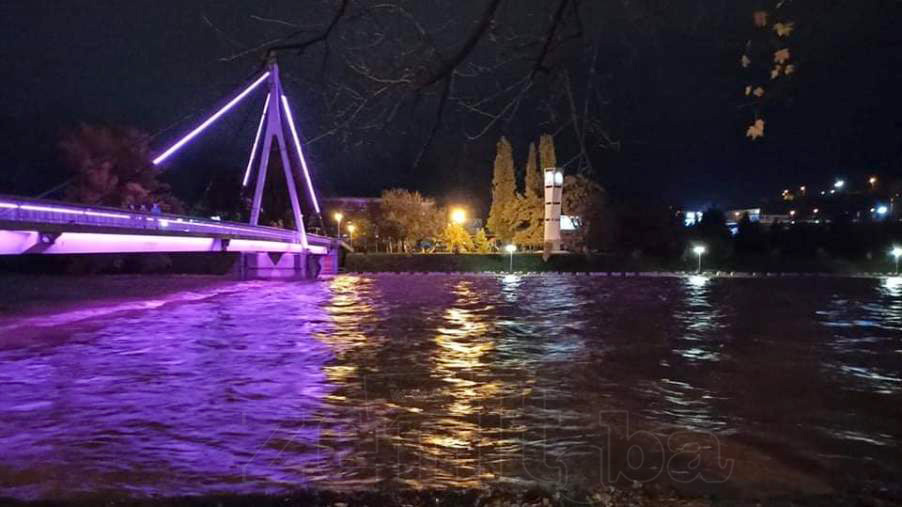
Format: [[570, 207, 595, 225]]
[[1, 274, 901, 500]]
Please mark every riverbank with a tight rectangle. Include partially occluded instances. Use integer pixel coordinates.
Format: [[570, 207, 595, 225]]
[[345, 253, 899, 275], [2, 486, 894, 507]]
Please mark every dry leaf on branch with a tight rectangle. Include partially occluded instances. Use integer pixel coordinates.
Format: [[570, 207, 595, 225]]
[[773, 22, 795, 37], [754, 11, 768, 27], [746, 119, 765, 140], [774, 48, 791, 64], [753, 86, 765, 97], [741, 55, 751, 68]]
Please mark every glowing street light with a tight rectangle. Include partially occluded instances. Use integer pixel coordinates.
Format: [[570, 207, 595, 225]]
[[693, 244, 707, 274], [346, 223, 356, 244], [333, 212, 344, 238], [876, 205, 889, 216], [834, 179, 845, 189], [450, 208, 467, 225], [869, 176, 878, 186], [505, 244, 516, 272], [892, 246, 902, 274]]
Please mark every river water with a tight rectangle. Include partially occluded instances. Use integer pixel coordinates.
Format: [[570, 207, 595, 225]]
[[0, 274, 900, 501]]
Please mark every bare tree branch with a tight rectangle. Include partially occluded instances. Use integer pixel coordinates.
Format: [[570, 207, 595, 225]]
[[419, 0, 504, 88]]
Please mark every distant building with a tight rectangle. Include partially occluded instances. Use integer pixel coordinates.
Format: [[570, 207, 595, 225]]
[[727, 208, 762, 223], [321, 196, 381, 213]]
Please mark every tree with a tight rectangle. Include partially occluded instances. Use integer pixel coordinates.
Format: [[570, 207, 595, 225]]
[[59, 124, 182, 211], [524, 142, 542, 198], [562, 174, 607, 251], [211, 1, 634, 176], [692, 208, 733, 261], [613, 203, 682, 258], [344, 214, 377, 251], [442, 223, 475, 253], [509, 194, 544, 249], [473, 228, 492, 253], [735, 213, 768, 255], [539, 134, 557, 171], [486, 137, 516, 242], [380, 188, 443, 251], [508, 141, 545, 248], [192, 169, 244, 221], [740, 1, 798, 141]]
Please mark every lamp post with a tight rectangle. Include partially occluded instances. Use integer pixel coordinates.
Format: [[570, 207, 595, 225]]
[[693, 245, 707, 274], [333, 212, 343, 238], [505, 244, 516, 272], [892, 246, 902, 275], [347, 223, 356, 247]]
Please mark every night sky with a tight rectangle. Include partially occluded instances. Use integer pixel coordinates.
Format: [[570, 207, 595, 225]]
[[1, 1, 900, 213]]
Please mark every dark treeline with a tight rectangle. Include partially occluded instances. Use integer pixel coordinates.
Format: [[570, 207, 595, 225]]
[[597, 204, 902, 272]]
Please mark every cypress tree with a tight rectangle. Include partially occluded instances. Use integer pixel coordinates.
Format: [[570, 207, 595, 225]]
[[487, 136, 516, 242], [539, 133, 557, 171], [524, 142, 542, 199]]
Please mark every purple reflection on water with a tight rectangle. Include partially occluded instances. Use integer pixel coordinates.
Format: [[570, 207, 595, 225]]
[[0, 275, 901, 501], [0, 281, 336, 498]]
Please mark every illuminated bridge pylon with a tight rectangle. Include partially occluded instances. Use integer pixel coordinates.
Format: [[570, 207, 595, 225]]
[[152, 56, 321, 249]]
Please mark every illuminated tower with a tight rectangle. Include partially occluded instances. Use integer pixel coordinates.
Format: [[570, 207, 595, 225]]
[[543, 167, 563, 252]]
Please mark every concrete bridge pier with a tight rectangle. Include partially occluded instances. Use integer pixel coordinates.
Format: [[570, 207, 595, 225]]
[[234, 252, 318, 280], [233, 246, 339, 280]]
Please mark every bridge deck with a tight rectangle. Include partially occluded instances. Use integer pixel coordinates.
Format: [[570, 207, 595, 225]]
[[0, 195, 333, 255]]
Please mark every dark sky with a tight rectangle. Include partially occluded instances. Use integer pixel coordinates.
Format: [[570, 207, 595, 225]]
[[1, 1, 900, 213]]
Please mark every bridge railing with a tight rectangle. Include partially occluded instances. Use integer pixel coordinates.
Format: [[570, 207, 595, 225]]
[[0, 195, 324, 244]]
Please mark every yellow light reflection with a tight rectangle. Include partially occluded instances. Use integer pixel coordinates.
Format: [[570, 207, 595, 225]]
[[315, 275, 379, 399], [417, 280, 501, 486]]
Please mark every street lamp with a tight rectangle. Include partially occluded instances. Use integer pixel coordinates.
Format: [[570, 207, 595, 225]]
[[693, 245, 707, 274], [333, 212, 344, 238], [834, 179, 845, 189], [892, 246, 902, 274], [869, 176, 878, 187], [505, 244, 516, 272], [450, 208, 467, 225], [347, 223, 356, 245]]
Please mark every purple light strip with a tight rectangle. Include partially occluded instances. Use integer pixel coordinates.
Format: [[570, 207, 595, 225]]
[[19, 204, 132, 220], [153, 72, 271, 166], [242, 93, 271, 187], [0, 230, 328, 255], [280, 94, 321, 214], [0, 199, 335, 247], [1, 200, 301, 241]]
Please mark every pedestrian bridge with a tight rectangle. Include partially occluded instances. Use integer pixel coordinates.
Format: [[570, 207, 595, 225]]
[[0, 195, 331, 255], [0, 196, 339, 278], [0, 56, 341, 279]]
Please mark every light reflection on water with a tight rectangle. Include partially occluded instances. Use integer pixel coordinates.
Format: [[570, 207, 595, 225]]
[[0, 274, 900, 499]]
